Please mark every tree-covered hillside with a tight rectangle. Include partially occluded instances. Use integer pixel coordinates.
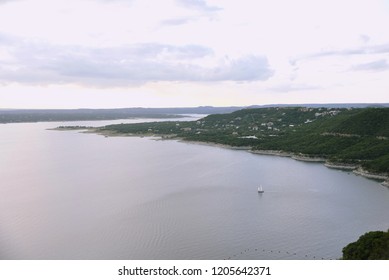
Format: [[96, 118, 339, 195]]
[[342, 230, 389, 260]]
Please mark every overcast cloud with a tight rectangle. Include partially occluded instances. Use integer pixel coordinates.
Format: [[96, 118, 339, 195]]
[[0, 0, 388, 108], [0, 0, 21, 3], [0, 37, 272, 86], [291, 43, 389, 66], [352, 59, 389, 72], [176, 0, 221, 12], [160, 17, 194, 26]]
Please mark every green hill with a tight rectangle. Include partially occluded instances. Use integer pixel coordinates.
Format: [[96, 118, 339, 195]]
[[305, 108, 389, 137]]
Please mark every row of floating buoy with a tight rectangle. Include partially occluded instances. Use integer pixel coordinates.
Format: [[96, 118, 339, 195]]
[[224, 248, 333, 260]]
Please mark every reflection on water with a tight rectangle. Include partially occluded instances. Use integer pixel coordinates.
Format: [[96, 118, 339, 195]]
[[0, 118, 388, 259]]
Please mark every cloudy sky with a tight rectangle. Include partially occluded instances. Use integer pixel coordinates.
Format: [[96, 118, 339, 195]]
[[0, 0, 389, 108]]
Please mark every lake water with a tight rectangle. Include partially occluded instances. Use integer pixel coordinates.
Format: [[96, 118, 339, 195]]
[[1, 117, 388, 260]]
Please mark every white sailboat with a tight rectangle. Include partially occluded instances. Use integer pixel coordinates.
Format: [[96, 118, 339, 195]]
[[257, 185, 264, 193]]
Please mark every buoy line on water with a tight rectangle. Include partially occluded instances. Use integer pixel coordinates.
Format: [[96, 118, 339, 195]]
[[223, 247, 334, 260]]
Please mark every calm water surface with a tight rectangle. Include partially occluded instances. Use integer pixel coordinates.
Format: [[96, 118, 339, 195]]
[[1, 117, 388, 259]]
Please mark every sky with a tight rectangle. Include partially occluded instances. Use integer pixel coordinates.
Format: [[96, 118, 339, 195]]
[[0, 0, 389, 109]]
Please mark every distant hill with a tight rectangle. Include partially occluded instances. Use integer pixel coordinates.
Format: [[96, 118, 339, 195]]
[[1, 104, 388, 123], [0, 106, 241, 123], [249, 103, 389, 109]]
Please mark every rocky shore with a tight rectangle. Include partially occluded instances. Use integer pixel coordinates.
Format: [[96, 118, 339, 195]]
[[180, 140, 251, 151], [250, 150, 388, 186], [249, 150, 294, 157], [324, 163, 358, 170], [250, 150, 326, 162], [353, 168, 389, 182], [292, 155, 326, 162], [324, 165, 389, 187]]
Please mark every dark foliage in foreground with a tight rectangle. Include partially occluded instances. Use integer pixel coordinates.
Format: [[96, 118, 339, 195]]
[[342, 230, 389, 260]]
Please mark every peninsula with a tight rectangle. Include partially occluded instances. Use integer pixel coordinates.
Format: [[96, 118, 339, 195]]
[[58, 106, 389, 185]]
